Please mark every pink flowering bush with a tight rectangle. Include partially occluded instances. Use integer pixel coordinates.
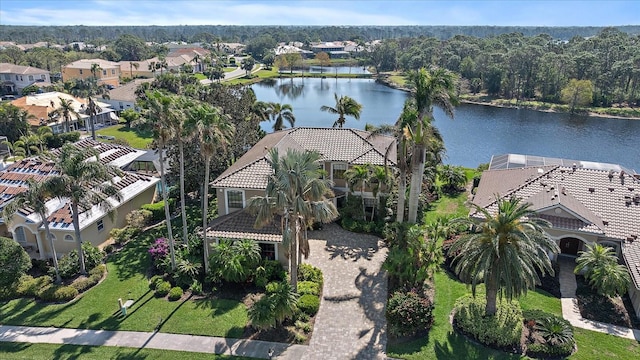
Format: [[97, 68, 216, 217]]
[[148, 238, 169, 263]]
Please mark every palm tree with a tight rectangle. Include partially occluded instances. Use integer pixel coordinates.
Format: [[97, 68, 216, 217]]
[[192, 103, 235, 273], [129, 62, 139, 78], [267, 102, 295, 131], [248, 149, 338, 291], [575, 243, 631, 297], [148, 61, 157, 76], [406, 67, 458, 223], [344, 164, 371, 220], [320, 93, 363, 128], [51, 98, 81, 133], [369, 165, 391, 221], [70, 78, 110, 140], [46, 144, 123, 274], [448, 196, 558, 316], [172, 96, 193, 248], [135, 90, 178, 270], [2, 179, 61, 283], [90, 63, 101, 80]]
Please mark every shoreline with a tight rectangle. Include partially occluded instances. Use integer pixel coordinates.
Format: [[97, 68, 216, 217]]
[[374, 77, 640, 121]]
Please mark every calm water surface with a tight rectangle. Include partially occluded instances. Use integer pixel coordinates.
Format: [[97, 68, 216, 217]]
[[252, 78, 640, 171]]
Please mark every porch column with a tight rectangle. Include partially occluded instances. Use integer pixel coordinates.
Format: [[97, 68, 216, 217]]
[[34, 231, 45, 260]]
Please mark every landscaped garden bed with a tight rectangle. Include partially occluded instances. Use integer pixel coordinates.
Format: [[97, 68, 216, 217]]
[[576, 275, 640, 328]]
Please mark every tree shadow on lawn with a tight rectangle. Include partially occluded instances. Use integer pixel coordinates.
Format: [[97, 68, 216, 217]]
[[0, 342, 32, 353], [53, 343, 150, 360], [110, 231, 156, 281], [0, 298, 77, 327]]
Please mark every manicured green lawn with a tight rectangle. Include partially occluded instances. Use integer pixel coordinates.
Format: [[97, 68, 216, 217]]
[[0, 342, 251, 360], [0, 230, 247, 338], [193, 73, 207, 80], [223, 67, 236, 73], [96, 124, 153, 149]]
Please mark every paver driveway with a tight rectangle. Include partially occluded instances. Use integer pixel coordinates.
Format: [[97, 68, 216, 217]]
[[301, 223, 388, 360]]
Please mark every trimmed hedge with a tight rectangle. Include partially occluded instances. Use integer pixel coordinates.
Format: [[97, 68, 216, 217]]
[[38, 285, 78, 302], [71, 265, 106, 293], [298, 294, 320, 316], [149, 275, 165, 290], [523, 309, 575, 358], [297, 281, 320, 296], [155, 281, 171, 297], [141, 201, 173, 221], [386, 290, 435, 337], [453, 295, 523, 349], [168, 287, 183, 301], [17, 275, 53, 297]]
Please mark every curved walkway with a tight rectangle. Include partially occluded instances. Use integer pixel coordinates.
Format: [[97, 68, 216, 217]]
[[303, 223, 389, 360], [557, 256, 640, 340]]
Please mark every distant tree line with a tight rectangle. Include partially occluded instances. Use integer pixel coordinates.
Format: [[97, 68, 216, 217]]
[[367, 28, 640, 107], [1, 25, 639, 44]]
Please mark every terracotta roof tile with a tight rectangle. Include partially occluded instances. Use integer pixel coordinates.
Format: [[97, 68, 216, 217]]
[[206, 210, 282, 243]]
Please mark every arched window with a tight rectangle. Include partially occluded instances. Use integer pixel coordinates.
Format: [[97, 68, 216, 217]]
[[14, 226, 27, 243], [64, 234, 74, 242]]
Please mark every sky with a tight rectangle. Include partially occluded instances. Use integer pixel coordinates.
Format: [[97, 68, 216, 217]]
[[0, 0, 638, 27]]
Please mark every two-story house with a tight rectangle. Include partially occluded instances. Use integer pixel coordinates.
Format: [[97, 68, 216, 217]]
[[0, 63, 50, 94], [206, 127, 396, 264], [472, 154, 640, 318], [62, 59, 120, 88]]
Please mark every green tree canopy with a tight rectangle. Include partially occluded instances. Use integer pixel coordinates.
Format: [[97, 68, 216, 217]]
[[0, 236, 32, 288], [561, 79, 593, 113]]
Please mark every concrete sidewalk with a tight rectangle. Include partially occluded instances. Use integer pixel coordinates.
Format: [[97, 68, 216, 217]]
[[557, 257, 640, 341], [0, 325, 307, 359]]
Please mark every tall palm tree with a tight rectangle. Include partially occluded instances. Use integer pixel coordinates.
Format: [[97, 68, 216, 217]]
[[320, 93, 363, 128], [129, 62, 139, 78], [70, 78, 110, 140], [192, 103, 235, 273], [135, 90, 178, 270], [406, 67, 458, 223], [46, 144, 123, 274], [267, 102, 295, 131], [344, 164, 371, 220], [51, 98, 81, 133], [369, 165, 391, 221], [248, 149, 338, 291], [575, 243, 631, 297], [2, 179, 61, 283], [90, 63, 101, 80], [448, 196, 558, 316], [172, 96, 193, 247]]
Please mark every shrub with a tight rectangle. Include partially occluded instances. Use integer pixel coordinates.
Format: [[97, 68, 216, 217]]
[[110, 226, 140, 245], [298, 294, 320, 316], [453, 295, 523, 349], [255, 260, 286, 288], [56, 251, 80, 279], [297, 281, 320, 296], [298, 263, 323, 287], [38, 285, 78, 302], [386, 290, 435, 337], [527, 342, 574, 358], [168, 286, 183, 301], [82, 242, 104, 270], [142, 201, 171, 221], [17, 275, 53, 297], [155, 281, 171, 297], [149, 275, 164, 290], [295, 320, 312, 333], [71, 265, 105, 293], [90, 264, 107, 277], [523, 309, 575, 357], [149, 238, 169, 263], [189, 280, 203, 295], [126, 209, 153, 230], [0, 236, 32, 288], [104, 244, 115, 254]]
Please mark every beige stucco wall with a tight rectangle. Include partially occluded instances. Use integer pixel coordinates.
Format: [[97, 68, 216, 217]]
[[61, 66, 120, 87], [628, 286, 640, 318], [10, 185, 156, 259]]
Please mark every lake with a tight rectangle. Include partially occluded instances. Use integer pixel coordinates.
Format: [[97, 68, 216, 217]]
[[252, 78, 640, 171]]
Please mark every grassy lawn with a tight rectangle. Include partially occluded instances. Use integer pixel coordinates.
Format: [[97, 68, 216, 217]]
[[193, 73, 207, 80], [0, 229, 247, 338], [96, 124, 154, 149], [0, 342, 251, 360], [0, 343, 250, 360]]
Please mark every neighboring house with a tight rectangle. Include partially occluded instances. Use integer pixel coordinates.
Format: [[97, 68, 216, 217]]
[[0, 63, 51, 94], [472, 154, 640, 317], [119, 55, 198, 78], [10, 91, 118, 134], [62, 59, 120, 87], [0, 139, 159, 259], [206, 127, 396, 264], [311, 42, 346, 53], [102, 78, 153, 112]]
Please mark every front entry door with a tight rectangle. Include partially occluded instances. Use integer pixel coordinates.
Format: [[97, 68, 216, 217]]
[[559, 237, 581, 256]]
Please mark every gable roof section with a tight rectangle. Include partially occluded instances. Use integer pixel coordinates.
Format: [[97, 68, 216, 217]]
[[473, 157, 640, 289], [0, 63, 49, 75], [212, 127, 396, 189], [106, 78, 153, 102], [206, 210, 282, 243]]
